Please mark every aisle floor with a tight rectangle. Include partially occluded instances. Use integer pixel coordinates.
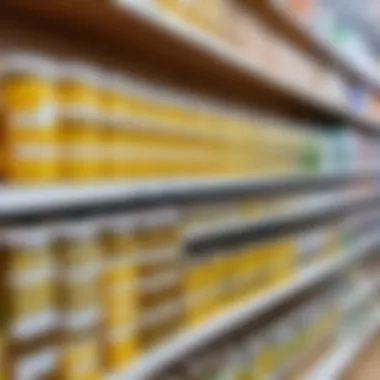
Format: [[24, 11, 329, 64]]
[[342, 333, 380, 380]]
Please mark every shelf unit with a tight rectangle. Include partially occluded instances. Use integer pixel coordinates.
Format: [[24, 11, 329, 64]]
[[1, 0, 379, 132], [306, 314, 380, 380], [0, 1, 379, 379], [108, 234, 379, 380], [0, 172, 373, 220], [185, 190, 373, 246], [250, 0, 380, 91]]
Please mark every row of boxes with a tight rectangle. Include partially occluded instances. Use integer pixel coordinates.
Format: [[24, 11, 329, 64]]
[[4, 51, 380, 186], [0, 52, 318, 184], [155, 256, 380, 380], [0, 189, 351, 379], [145, 0, 380, 121], [154, 286, 342, 380], [147, 0, 344, 106]]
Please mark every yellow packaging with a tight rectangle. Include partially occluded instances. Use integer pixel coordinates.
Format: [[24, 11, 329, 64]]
[[234, 247, 256, 301], [57, 220, 101, 270], [98, 75, 117, 180], [254, 331, 275, 380], [56, 220, 101, 336], [104, 326, 136, 371], [120, 82, 159, 179], [0, 53, 58, 183], [185, 253, 211, 325], [3, 226, 56, 342], [251, 242, 272, 295], [185, 248, 219, 322], [108, 76, 128, 179], [59, 338, 100, 380], [270, 237, 295, 285], [100, 215, 139, 325], [98, 215, 139, 371], [56, 63, 100, 182]]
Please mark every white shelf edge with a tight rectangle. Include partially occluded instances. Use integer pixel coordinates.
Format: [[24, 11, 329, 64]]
[[0, 172, 361, 216], [108, 234, 379, 380], [114, 0, 362, 121], [115, 1, 380, 129], [185, 191, 369, 242], [306, 314, 380, 380], [270, 0, 380, 94]]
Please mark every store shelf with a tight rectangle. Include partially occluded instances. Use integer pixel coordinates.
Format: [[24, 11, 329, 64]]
[[186, 191, 379, 251], [108, 234, 379, 380], [113, 0, 379, 131], [306, 313, 380, 380], [343, 278, 380, 312], [1, 0, 379, 130], [0, 172, 368, 219], [252, 0, 380, 92]]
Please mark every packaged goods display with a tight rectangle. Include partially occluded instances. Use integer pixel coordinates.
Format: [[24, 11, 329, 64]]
[[0, 52, 324, 185], [1, 49, 380, 185], [130, 0, 346, 106], [150, 286, 343, 380], [122, 0, 380, 119], [2, 196, 379, 379], [151, 258, 380, 380], [1, 1, 380, 379]]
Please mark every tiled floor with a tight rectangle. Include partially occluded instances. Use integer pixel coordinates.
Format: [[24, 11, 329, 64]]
[[342, 334, 380, 380]]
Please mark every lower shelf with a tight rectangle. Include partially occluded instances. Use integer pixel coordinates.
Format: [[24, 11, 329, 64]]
[[305, 313, 380, 380], [107, 234, 378, 380]]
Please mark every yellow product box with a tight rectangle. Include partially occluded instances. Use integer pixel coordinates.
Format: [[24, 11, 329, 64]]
[[55, 220, 102, 335], [254, 330, 276, 380], [186, 253, 212, 316], [242, 247, 261, 299], [56, 220, 101, 270], [271, 236, 295, 285], [229, 248, 250, 302], [4, 225, 55, 274], [199, 252, 223, 314], [11, 279, 56, 343], [103, 277, 138, 330], [98, 75, 120, 180], [206, 251, 230, 313], [60, 279, 98, 316], [0, 53, 58, 184], [238, 245, 261, 298], [119, 82, 163, 179], [101, 214, 138, 258], [185, 254, 212, 296], [103, 325, 137, 372], [251, 242, 273, 295], [103, 75, 127, 180], [2, 226, 57, 342], [58, 338, 100, 380], [99, 215, 139, 329], [56, 63, 100, 182], [213, 251, 237, 308]]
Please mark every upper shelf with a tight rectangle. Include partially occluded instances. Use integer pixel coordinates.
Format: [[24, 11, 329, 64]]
[[0, 172, 362, 221], [250, 0, 380, 91], [1, 0, 379, 132]]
